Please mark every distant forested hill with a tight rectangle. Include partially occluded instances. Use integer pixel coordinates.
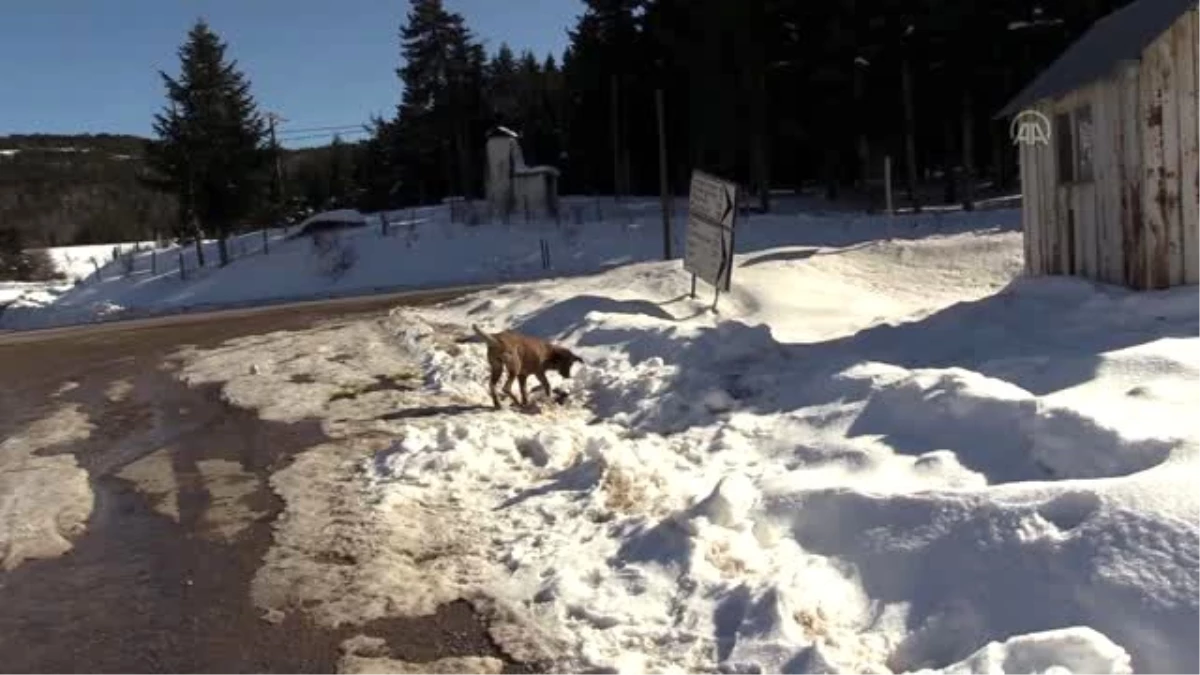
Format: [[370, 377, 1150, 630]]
[[0, 134, 177, 246], [0, 133, 351, 246]]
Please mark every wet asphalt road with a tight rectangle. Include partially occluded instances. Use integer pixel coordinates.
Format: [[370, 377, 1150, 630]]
[[0, 290, 531, 673]]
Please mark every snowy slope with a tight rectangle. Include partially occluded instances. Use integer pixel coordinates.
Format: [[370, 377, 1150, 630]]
[[177, 221, 1198, 674], [1, 200, 1019, 331]]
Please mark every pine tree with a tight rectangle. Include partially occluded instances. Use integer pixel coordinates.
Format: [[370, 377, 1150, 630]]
[[146, 19, 269, 266], [486, 44, 520, 127], [327, 135, 355, 207], [562, 0, 647, 194], [391, 0, 484, 203]]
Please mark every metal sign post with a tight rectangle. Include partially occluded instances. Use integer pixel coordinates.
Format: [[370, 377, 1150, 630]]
[[682, 170, 739, 312]]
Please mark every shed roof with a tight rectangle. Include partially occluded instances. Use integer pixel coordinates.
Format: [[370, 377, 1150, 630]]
[[996, 0, 1195, 118], [486, 125, 519, 139]]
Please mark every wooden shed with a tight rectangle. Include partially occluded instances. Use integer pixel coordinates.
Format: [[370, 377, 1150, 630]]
[[998, 0, 1199, 289]]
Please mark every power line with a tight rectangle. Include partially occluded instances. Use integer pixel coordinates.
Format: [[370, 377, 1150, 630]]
[[279, 129, 371, 144], [276, 123, 369, 136]]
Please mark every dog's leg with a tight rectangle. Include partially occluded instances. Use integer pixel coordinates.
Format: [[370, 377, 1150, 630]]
[[488, 364, 502, 409], [502, 370, 519, 406], [536, 372, 554, 403], [518, 375, 530, 407]]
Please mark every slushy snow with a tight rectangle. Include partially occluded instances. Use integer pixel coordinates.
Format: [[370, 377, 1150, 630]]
[[174, 209, 1198, 674], [0, 405, 95, 570]]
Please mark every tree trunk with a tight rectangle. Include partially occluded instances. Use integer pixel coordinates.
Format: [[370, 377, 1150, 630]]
[[193, 223, 205, 267], [943, 120, 957, 204], [455, 125, 472, 200], [961, 88, 975, 210], [217, 232, 229, 267], [824, 147, 840, 201], [854, 64, 870, 192], [442, 141, 455, 199], [901, 56, 920, 212], [610, 74, 621, 199], [750, 69, 771, 212], [992, 118, 1006, 190]]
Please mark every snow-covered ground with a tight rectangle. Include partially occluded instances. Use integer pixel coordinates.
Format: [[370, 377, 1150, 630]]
[[2, 198, 1019, 331], [176, 215, 1198, 674]]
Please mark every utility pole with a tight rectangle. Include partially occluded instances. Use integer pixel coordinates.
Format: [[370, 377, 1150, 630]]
[[266, 112, 287, 219]]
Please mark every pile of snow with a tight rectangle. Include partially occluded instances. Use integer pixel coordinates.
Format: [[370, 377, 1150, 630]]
[[45, 241, 156, 282], [0, 200, 1019, 331], [365, 256, 1195, 673], [177, 217, 1197, 673], [1, 281, 62, 307]]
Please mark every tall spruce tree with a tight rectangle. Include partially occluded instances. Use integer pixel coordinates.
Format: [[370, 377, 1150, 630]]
[[146, 19, 268, 266], [392, 0, 483, 203]]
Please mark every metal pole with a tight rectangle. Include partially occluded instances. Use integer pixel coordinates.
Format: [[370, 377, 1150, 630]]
[[267, 112, 287, 212], [690, 273, 697, 299], [656, 89, 672, 260]]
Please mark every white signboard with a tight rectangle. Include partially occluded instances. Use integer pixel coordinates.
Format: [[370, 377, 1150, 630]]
[[684, 170, 738, 292]]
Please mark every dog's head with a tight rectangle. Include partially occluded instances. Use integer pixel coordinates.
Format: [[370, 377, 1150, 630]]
[[547, 347, 584, 378]]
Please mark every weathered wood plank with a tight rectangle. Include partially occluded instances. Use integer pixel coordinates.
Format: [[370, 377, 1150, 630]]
[[1141, 33, 1172, 289], [1160, 22, 1185, 286], [1029, 128, 1048, 275], [1020, 139, 1038, 274], [1073, 86, 1098, 281], [1094, 78, 1121, 284], [1176, 10, 1200, 284], [1078, 184, 1097, 279], [1043, 102, 1060, 275], [1120, 63, 1145, 288], [1061, 187, 1074, 274]]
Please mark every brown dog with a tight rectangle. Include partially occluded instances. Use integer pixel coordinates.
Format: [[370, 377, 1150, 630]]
[[472, 324, 583, 409]]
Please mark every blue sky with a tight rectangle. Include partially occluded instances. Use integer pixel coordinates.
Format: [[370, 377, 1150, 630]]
[[0, 0, 582, 146]]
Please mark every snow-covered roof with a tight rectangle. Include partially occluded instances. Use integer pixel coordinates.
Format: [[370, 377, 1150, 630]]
[[487, 126, 519, 139], [514, 165, 560, 176], [997, 0, 1195, 117]]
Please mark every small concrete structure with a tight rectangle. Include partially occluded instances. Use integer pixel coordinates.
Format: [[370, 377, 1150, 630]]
[[485, 126, 560, 220]]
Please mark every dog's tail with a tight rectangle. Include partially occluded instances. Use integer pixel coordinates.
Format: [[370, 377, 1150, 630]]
[[472, 324, 500, 347]]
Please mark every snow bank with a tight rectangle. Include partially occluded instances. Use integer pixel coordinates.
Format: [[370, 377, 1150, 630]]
[[175, 213, 1197, 673], [369, 233, 1194, 672], [1, 201, 1018, 331], [43, 241, 157, 282]]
